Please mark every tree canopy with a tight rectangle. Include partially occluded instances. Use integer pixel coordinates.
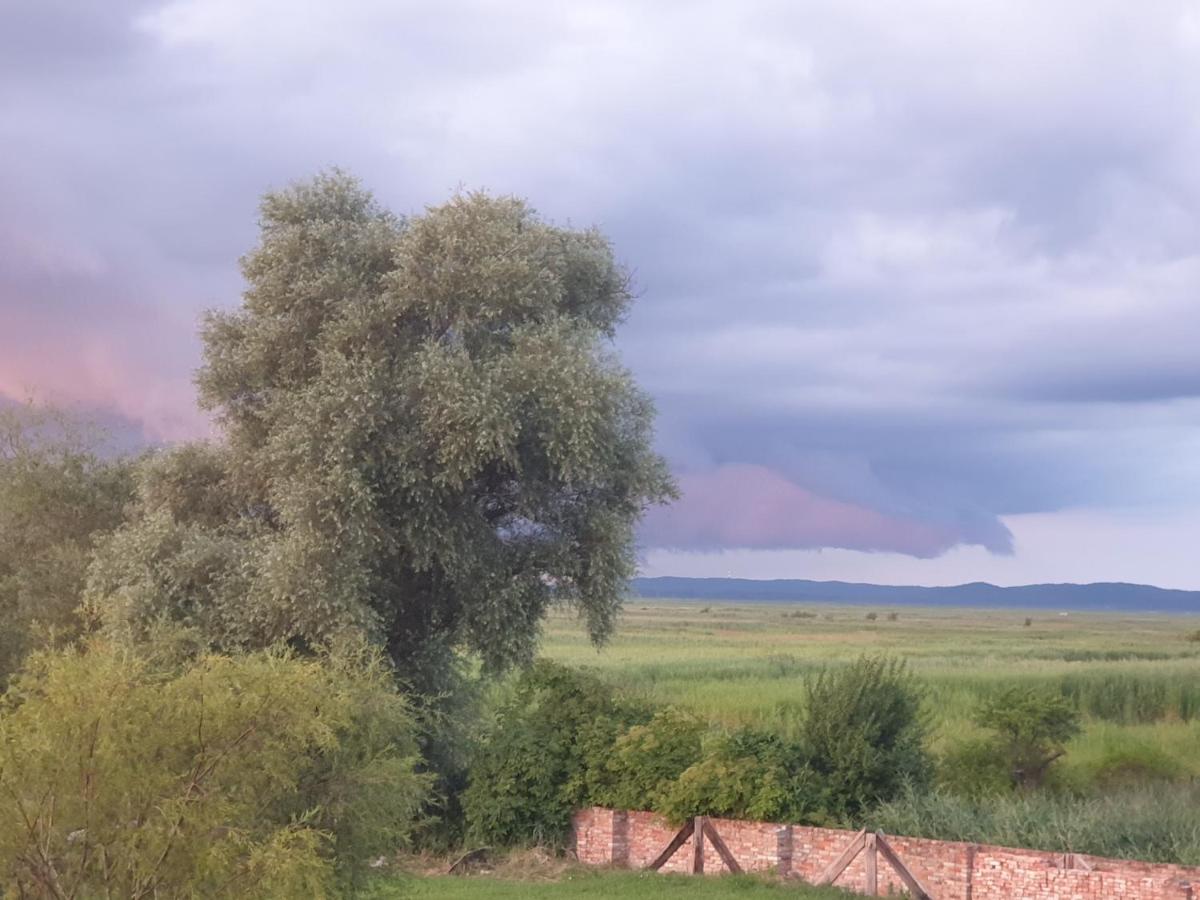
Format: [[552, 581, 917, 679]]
[[88, 172, 674, 692], [0, 404, 134, 684]]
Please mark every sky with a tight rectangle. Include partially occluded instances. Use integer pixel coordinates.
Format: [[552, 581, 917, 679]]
[[4, 1, 1200, 588]]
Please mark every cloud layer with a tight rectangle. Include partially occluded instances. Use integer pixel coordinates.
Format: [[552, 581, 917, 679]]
[[5, 0, 1200, 575]]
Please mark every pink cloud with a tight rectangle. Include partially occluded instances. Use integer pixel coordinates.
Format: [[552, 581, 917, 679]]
[[0, 306, 212, 444], [0, 338, 211, 443], [0, 224, 214, 443], [642, 464, 959, 558]]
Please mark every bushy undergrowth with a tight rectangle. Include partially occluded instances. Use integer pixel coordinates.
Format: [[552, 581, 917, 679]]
[[591, 708, 707, 812], [0, 639, 429, 898], [464, 656, 930, 845], [462, 661, 652, 847], [873, 783, 1200, 865]]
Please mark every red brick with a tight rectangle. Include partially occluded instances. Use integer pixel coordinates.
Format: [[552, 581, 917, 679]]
[[569, 807, 1200, 899]]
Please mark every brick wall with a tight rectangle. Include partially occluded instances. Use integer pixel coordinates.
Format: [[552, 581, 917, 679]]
[[570, 807, 1200, 899]]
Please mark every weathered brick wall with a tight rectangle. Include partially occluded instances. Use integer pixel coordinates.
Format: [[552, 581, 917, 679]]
[[570, 807, 1200, 899]]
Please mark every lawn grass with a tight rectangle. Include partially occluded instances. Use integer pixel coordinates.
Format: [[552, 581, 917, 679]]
[[366, 869, 854, 898], [539, 600, 1200, 781]]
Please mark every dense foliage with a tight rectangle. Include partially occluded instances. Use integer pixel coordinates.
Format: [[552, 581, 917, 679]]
[[464, 656, 930, 844], [462, 661, 650, 846], [973, 687, 1081, 789], [0, 405, 134, 684], [0, 639, 428, 898], [656, 727, 820, 824], [591, 709, 706, 812], [87, 173, 674, 696]]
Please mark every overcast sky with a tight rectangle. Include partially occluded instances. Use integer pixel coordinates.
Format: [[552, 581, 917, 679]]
[[4, 1, 1200, 588]]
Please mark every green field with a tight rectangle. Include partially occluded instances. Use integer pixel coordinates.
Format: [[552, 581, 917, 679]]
[[378, 601, 1200, 894], [540, 600, 1200, 787]]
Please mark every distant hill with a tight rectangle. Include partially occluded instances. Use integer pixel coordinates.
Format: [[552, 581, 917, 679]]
[[630, 576, 1200, 613]]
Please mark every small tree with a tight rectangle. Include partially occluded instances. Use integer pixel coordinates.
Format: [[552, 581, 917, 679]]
[[974, 687, 1081, 790], [0, 403, 134, 684], [0, 639, 429, 898], [801, 656, 931, 822]]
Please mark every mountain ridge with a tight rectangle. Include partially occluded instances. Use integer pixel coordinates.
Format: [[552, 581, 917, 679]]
[[630, 576, 1200, 612]]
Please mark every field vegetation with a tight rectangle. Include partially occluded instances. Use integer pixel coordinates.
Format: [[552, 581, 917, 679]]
[[532, 601, 1200, 863]]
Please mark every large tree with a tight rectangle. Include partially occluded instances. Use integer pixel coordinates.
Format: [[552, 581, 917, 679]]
[[89, 172, 674, 691]]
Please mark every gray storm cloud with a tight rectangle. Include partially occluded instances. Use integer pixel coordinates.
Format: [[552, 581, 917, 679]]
[[3, 0, 1200, 558]]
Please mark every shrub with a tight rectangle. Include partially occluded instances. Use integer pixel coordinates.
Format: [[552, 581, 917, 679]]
[[800, 656, 931, 822], [865, 612, 878, 621], [462, 661, 649, 847], [974, 687, 1080, 789], [0, 640, 428, 898], [658, 728, 819, 825], [591, 708, 706, 812], [1071, 740, 1186, 790], [1187, 629, 1200, 642], [936, 737, 1013, 798]]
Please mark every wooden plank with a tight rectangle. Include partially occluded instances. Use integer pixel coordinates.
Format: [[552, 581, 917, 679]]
[[447, 847, 490, 875], [692, 816, 706, 874], [646, 819, 695, 872], [702, 820, 744, 875], [864, 832, 877, 895], [815, 828, 866, 885], [876, 832, 934, 900]]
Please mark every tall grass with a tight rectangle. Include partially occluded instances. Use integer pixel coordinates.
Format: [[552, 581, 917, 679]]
[[873, 784, 1200, 865]]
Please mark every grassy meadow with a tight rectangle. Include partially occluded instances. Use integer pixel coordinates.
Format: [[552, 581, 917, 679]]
[[541, 600, 1200, 790]]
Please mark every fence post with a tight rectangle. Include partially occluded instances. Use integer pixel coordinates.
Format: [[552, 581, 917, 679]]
[[865, 832, 878, 895], [692, 816, 706, 873]]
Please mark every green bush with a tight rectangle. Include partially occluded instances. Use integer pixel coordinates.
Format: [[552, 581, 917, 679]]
[[591, 708, 706, 812], [800, 656, 931, 821], [936, 738, 1013, 798], [658, 728, 819, 824], [1073, 743, 1185, 790], [0, 640, 428, 898], [462, 661, 649, 847], [974, 687, 1080, 789]]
